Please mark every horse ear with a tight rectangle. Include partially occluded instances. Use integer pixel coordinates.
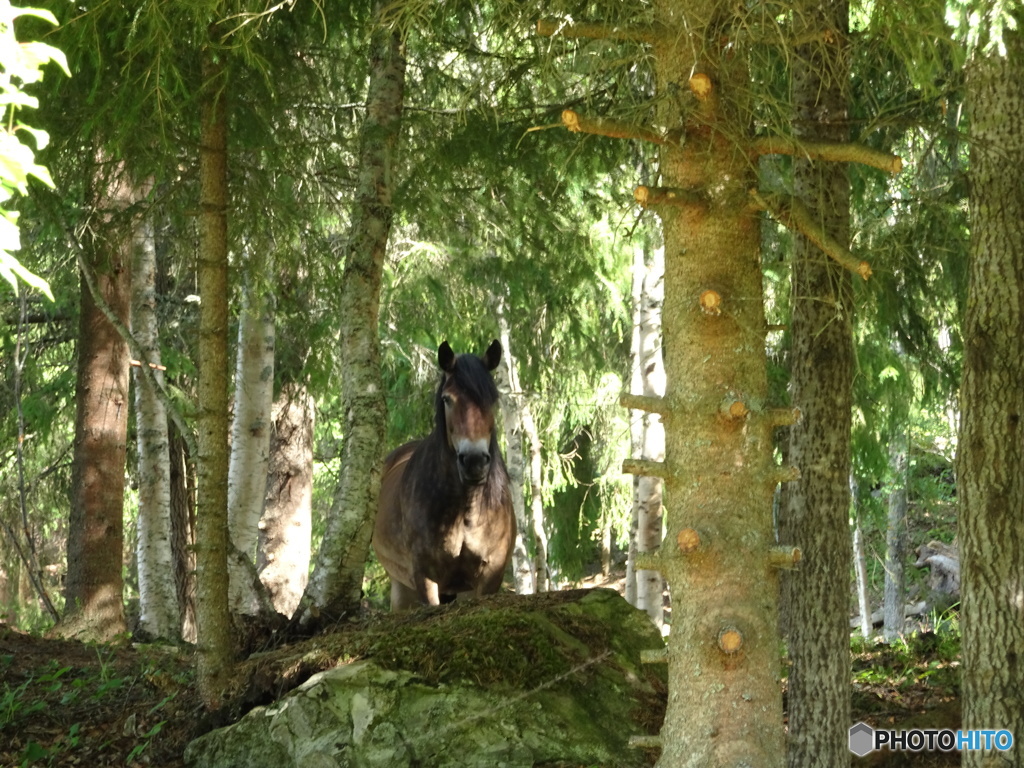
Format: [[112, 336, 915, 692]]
[[483, 339, 502, 371], [438, 341, 456, 372]]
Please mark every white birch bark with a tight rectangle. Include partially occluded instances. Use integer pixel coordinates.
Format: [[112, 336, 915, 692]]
[[494, 306, 535, 594], [853, 521, 872, 639], [523, 403, 549, 592], [257, 383, 313, 617], [625, 247, 645, 608], [131, 215, 179, 640], [883, 432, 908, 643], [635, 245, 665, 627], [226, 275, 275, 615]]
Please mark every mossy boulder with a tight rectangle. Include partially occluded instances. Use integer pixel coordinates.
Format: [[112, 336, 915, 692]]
[[185, 588, 665, 768]]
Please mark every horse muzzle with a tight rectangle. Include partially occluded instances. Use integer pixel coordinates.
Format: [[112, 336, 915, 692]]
[[457, 448, 491, 485]]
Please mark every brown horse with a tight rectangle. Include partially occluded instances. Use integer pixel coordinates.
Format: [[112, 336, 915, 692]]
[[373, 340, 516, 610]]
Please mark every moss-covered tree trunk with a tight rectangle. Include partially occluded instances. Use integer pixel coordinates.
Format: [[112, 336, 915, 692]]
[[777, 1, 854, 764], [296, 7, 405, 626], [195, 43, 233, 708], [958, 22, 1024, 766]]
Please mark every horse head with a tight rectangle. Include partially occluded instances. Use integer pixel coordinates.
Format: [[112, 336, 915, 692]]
[[437, 339, 502, 485]]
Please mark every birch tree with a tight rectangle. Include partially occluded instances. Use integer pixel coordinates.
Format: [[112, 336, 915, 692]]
[[256, 383, 313, 617], [131, 213, 179, 640], [296, 5, 405, 626], [226, 268, 275, 616]]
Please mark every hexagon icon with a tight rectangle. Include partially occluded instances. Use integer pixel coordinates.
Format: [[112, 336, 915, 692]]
[[849, 722, 875, 756]]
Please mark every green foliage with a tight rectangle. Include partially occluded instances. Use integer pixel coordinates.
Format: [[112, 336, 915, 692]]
[[0, 0, 66, 299]]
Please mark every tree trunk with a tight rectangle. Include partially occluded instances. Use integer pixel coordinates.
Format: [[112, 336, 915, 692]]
[[495, 303, 536, 594], [778, 1, 854, 764], [132, 212, 179, 640], [59, 163, 136, 642], [853, 520, 872, 639], [169, 421, 197, 643], [639, 3, 786, 762], [635, 243, 665, 628], [195, 45, 233, 708], [296, 10, 404, 626], [959, 25, 1024, 767], [883, 431, 908, 644], [257, 383, 313, 618], [523, 401, 549, 592], [227, 271, 275, 616]]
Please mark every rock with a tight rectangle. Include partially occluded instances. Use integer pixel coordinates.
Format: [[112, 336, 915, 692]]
[[185, 588, 666, 768]]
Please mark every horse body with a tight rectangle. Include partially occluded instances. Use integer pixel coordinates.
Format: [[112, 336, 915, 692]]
[[373, 340, 516, 611]]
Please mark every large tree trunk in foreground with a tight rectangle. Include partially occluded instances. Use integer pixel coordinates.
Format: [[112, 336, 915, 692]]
[[132, 213, 179, 641], [257, 384, 314, 618], [629, 3, 786, 762], [296, 11, 404, 626], [778, 1, 854, 764], [959, 25, 1024, 768], [195, 46, 233, 708]]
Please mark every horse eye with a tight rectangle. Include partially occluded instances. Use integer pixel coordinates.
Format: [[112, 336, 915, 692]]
[[441, 393, 453, 407]]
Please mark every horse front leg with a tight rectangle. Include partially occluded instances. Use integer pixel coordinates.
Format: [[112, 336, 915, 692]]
[[418, 577, 441, 606]]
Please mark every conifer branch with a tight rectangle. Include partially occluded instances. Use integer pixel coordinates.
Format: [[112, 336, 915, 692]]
[[751, 191, 873, 280], [561, 109, 667, 145], [536, 18, 663, 44], [752, 136, 902, 175]]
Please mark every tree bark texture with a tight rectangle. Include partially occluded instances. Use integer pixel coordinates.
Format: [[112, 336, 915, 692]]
[[495, 304, 536, 594], [131, 213, 179, 640], [635, 243, 666, 627], [62, 165, 135, 642], [883, 432, 908, 644], [959, 24, 1024, 768], [777, 1, 854, 765], [195, 47, 233, 708], [638, 2, 786, 763], [227, 274, 276, 615], [257, 383, 313, 618], [298, 13, 404, 625]]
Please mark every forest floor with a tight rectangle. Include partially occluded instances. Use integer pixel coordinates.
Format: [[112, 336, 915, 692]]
[[1, 579, 962, 767]]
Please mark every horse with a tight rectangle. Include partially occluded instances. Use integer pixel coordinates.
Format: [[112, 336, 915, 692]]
[[372, 339, 516, 611]]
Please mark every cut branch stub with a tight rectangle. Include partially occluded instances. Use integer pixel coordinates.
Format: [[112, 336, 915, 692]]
[[718, 626, 744, 654], [773, 465, 801, 485], [688, 72, 712, 100], [634, 185, 709, 212], [768, 545, 802, 570], [767, 406, 802, 427], [720, 396, 749, 420], [561, 109, 667, 145], [700, 289, 722, 315], [677, 527, 702, 553], [751, 191, 872, 280], [622, 457, 670, 478], [629, 734, 664, 749], [751, 135, 903, 175], [620, 391, 671, 417], [641, 647, 669, 664]]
